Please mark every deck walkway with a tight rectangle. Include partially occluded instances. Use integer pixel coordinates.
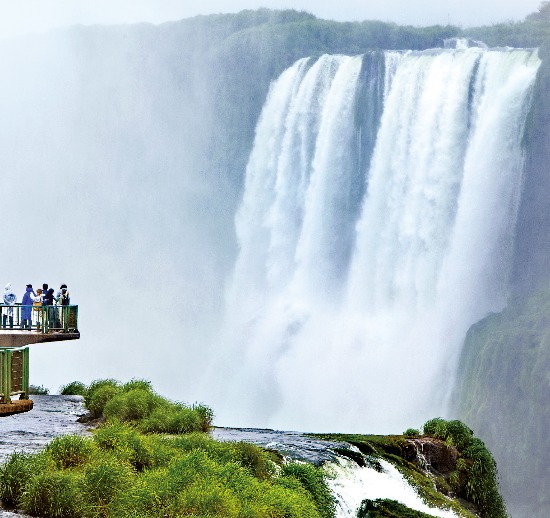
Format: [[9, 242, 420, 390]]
[[0, 329, 80, 348]]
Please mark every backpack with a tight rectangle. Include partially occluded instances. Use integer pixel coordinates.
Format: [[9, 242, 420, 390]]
[[60, 291, 70, 306]]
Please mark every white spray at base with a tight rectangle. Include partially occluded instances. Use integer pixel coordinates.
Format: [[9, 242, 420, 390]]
[[208, 47, 541, 433], [327, 456, 459, 518]]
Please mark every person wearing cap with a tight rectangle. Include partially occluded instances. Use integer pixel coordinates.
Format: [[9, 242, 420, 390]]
[[56, 284, 70, 306], [55, 284, 70, 329], [21, 284, 36, 330]]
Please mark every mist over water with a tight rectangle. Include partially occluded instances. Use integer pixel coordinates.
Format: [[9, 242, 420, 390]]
[[0, 26, 235, 404], [209, 47, 540, 433]]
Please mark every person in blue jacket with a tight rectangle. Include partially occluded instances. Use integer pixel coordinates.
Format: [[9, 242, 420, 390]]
[[21, 284, 35, 330]]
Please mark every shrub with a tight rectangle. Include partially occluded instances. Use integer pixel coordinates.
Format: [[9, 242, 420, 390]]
[[103, 388, 165, 422], [86, 384, 121, 418], [281, 462, 335, 518], [422, 417, 447, 438], [59, 381, 87, 396], [122, 379, 152, 393], [138, 405, 203, 434], [358, 498, 436, 517], [20, 470, 86, 518], [28, 384, 49, 395], [404, 428, 420, 437], [82, 379, 213, 435], [0, 451, 49, 506], [93, 422, 173, 471], [259, 481, 322, 517], [107, 468, 172, 518], [82, 457, 134, 514], [174, 477, 241, 517], [232, 442, 275, 480], [421, 418, 507, 518], [192, 402, 214, 432], [85, 379, 121, 408], [46, 435, 96, 469], [93, 421, 136, 453]]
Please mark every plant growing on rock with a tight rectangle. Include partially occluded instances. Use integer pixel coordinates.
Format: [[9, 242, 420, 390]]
[[422, 418, 506, 518]]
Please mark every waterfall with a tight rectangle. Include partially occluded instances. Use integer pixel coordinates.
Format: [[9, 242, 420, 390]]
[[327, 456, 459, 518], [209, 47, 541, 433]]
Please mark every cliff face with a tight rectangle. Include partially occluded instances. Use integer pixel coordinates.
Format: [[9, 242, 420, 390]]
[[454, 288, 550, 517]]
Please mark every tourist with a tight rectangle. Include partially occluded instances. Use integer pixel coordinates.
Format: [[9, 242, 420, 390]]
[[20, 284, 35, 330], [2, 284, 16, 328], [56, 284, 70, 306], [32, 289, 44, 329], [42, 288, 57, 328]]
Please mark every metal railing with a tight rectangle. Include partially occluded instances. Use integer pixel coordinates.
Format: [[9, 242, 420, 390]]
[[0, 347, 29, 403], [0, 304, 78, 333]]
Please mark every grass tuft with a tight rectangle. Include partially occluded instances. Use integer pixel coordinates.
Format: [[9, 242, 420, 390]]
[[59, 381, 87, 396], [46, 435, 96, 469], [20, 470, 86, 518]]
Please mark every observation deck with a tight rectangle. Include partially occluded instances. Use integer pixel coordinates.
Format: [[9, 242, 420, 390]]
[[0, 304, 79, 413], [0, 304, 79, 348]]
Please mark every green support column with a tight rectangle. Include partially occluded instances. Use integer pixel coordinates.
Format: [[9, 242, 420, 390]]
[[3, 350, 11, 404], [0, 351, 4, 403], [21, 347, 29, 400]]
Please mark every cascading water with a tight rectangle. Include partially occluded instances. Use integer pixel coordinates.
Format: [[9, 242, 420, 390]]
[[209, 47, 541, 433]]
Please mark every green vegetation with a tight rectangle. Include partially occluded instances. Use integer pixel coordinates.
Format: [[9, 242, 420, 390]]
[[421, 418, 506, 518], [62, 378, 214, 434], [315, 418, 504, 518], [0, 379, 334, 517], [0, 426, 332, 518], [455, 285, 550, 517], [358, 498, 438, 518], [28, 384, 49, 395], [464, 2, 550, 48], [59, 381, 87, 396]]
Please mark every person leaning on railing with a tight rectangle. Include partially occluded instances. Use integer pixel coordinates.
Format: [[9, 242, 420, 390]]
[[56, 284, 70, 305], [42, 288, 57, 328]]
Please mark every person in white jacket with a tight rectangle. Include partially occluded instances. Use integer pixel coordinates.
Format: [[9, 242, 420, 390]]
[[3, 284, 17, 328]]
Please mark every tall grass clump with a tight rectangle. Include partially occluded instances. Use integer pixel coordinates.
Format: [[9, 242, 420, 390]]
[[46, 435, 96, 469], [59, 381, 87, 396], [85, 379, 121, 418], [0, 451, 49, 507], [121, 378, 152, 392], [81, 378, 213, 434], [83, 457, 134, 516], [20, 470, 86, 518], [282, 462, 336, 518], [93, 421, 173, 471], [103, 388, 165, 422], [422, 418, 506, 518]]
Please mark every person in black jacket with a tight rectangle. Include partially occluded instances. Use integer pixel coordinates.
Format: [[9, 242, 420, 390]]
[[43, 288, 56, 328]]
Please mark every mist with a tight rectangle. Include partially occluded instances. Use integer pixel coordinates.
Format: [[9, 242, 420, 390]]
[[0, 23, 238, 405]]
